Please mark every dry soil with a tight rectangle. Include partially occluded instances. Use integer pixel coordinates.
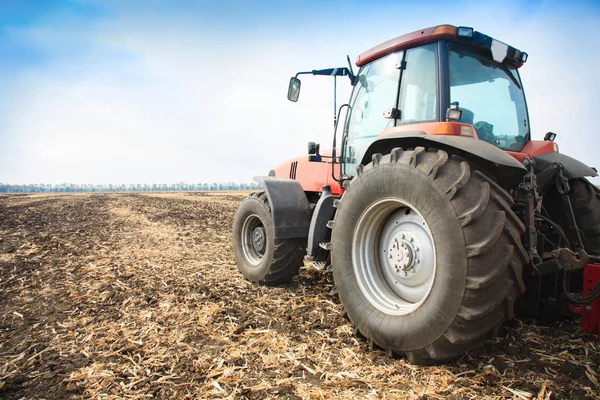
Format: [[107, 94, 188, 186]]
[[0, 192, 598, 399]]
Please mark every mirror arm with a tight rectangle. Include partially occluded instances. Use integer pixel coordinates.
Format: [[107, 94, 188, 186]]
[[331, 103, 350, 183]]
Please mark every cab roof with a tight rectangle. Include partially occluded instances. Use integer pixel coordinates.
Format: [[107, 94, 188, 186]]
[[356, 25, 527, 68]]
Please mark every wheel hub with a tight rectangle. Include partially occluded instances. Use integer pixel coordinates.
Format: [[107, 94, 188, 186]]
[[252, 227, 266, 252], [241, 214, 266, 266], [352, 199, 436, 316], [386, 233, 419, 274]]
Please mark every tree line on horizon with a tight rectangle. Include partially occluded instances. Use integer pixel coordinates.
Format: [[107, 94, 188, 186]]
[[0, 182, 264, 194]]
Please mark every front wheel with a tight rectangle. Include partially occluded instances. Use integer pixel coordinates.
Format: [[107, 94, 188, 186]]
[[331, 148, 528, 363], [233, 192, 305, 285]]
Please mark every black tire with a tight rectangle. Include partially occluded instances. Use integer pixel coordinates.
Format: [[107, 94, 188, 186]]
[[331, 147, 528, 364], [233, 192, 305, 285], [551, 179, 600, 253], [570, 179, 600, 253]]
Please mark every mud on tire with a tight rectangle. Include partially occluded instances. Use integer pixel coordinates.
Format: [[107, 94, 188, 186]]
[[233, 192, 305, 285], [331, 147, 529, 364]]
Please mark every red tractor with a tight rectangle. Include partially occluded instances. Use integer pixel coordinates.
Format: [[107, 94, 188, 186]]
[[232, 25, 600, 364]]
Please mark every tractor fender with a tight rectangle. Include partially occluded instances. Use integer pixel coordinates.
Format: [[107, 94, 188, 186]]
[[253, 176, 312, 239], [532, 152, 598, 179], [360, 132, 527, 185], [307, 186, 339, 258]]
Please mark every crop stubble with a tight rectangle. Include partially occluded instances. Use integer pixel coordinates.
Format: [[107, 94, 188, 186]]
[[0, 192, 598, 399]]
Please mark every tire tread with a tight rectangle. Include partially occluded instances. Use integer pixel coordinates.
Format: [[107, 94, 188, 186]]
[[333, 148, 528, 364]]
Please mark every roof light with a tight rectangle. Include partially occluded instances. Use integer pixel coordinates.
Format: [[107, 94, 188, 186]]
[[520, 52, 528, 63], [457, 26, 474, 37]]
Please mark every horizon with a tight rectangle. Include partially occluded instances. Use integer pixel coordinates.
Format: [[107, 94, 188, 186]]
[[0, 181, 263, 193]]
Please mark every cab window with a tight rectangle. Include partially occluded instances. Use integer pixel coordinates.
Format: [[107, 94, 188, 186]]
[[449, 44, 529, 151], [343, 52, 403, 175], [398, 43, 438, 124]]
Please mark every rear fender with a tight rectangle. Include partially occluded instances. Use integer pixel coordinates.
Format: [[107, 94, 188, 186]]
[[532, 152, 598, 179], [360, 132, 527, 185], [253, 177, 312, 239]]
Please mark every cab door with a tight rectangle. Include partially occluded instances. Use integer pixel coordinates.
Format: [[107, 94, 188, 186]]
[[342, 43, 439, 176]]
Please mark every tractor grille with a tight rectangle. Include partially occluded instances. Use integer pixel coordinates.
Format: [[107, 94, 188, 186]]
[[289, 161, 298, 180]]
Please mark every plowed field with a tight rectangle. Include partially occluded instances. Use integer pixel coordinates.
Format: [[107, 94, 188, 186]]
[[0, 192, 598, 399]]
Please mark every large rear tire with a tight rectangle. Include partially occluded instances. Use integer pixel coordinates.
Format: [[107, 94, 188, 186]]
[[233, 192, 305, 285], [543, 178, 600, 254], [331, 147, 528, 364], [564, 179, 600, 253]]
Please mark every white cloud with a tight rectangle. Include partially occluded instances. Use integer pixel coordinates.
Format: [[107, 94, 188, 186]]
[[1, 0, 598, 185]]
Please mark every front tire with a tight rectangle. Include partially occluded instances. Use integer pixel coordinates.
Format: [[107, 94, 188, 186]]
[[233, 192, 305, 285], [331, 148, 528, 363]]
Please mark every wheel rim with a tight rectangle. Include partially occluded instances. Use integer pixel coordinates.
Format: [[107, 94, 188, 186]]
[[241, 214, 266, 266], [352, 198, 436, 315]]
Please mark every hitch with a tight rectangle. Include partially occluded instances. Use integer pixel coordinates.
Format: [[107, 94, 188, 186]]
[[552, 248, 597, 270], [532, 248, 600, 275]]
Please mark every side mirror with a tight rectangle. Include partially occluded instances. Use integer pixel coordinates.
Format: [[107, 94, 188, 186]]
[[308, 142, 321, 162], [288, 77, 301, 102]]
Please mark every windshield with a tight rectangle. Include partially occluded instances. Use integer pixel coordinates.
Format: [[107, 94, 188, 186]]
[[449, 44, 529, 151]]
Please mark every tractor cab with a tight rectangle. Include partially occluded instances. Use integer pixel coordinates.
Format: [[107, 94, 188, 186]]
[[288, 25, 532, 181]]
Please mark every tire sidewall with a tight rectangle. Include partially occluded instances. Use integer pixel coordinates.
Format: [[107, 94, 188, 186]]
[[332, 162, 468, 351], [233, 196, 275, 282]]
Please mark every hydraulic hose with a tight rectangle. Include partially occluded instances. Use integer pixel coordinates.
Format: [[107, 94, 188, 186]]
[[563, 270, 600, 304]]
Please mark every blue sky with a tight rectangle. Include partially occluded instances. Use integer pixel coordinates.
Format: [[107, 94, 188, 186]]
[[1, 0, 599, 184]]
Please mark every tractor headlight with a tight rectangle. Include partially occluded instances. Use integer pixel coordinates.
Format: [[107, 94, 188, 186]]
[[457, 26, 474, 37], [445, 108, 463, 121], [520, 52, 528, 63]]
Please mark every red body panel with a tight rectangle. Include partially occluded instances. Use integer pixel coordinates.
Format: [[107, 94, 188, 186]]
[[357, 26, 456, 67], [272, 125, 558, 196], [507, 140, 559, 161], [272, 152, 343, 195], [569, 264, 600, 339]]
